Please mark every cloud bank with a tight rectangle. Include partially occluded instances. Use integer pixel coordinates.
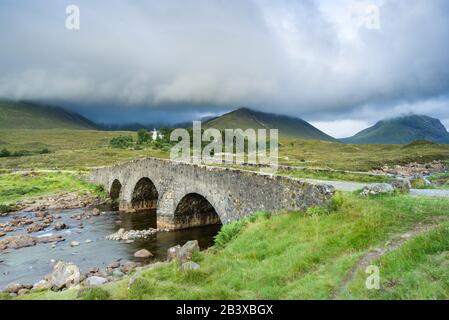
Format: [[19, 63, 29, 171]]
[[1, 0, 449, 134]]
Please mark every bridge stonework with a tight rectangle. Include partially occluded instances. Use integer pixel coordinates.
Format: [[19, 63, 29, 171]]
[[87, 158, 335, 229]]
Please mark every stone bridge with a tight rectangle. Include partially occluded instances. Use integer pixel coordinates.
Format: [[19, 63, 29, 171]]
[[87, 158, 335, 230]]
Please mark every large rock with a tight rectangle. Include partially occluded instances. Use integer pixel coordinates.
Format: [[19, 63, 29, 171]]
[[180, 261, 200, 271], [17, 288, 30, 296], [107, 261, 120, 269], [134, 249, 153, 259], [48, 261, 81, 290], [391, 178, 411, 193], [166, 241, 200, 263], [120, 261, 138, 274], [70, 241, 80, 247], [84, 276, 108, 287], [27, 223, 47, 233], [178, 240, 200, 263], [167, 245, 181, 262], [4, 235, 37, 249], [54, 222, 67, 230], [360, 183, 394, 197], [4, 282, 27, 294], [31, 279, 51, 291]]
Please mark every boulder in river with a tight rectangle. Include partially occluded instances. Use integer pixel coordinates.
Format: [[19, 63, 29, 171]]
[[134, 249, 153, 259], [3, 235, 36, 249], [70, 241, 80, 247], [54, 222, 67, 230], [27, 223, 47, 233], [106, 228, 157, 241], [108, 261, 120, 269]]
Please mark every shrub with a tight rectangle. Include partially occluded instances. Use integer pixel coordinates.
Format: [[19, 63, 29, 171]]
[[306, 192, 345, 216], [0, 204, 15, 213], [214, 219, 248, 249], [404, 140, 434, 148], [12, 150, 33, 157], [326, 192, 345, 212], [110, 135, 134, 149], [0, 148, 10, 157], [137, 129, 151, 144], [0, 186, 41, 197], [78, 287, 111, 300]]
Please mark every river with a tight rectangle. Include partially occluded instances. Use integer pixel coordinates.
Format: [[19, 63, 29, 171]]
[[0, 207, 221, 290]]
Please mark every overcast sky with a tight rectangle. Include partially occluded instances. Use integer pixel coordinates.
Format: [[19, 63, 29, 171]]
[[1, 0, 449, 137]]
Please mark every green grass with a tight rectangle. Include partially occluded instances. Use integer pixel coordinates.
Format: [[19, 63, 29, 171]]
[[78, 287, 111, 300], [0, 129, 169, 171], [20, 193, 449, 300], [279, 169, 391, 183], [2, 129, 449, 173], [428, 172, 449, 188], [0, 172, 105, 205], [279, 138, 449, 171], [344, 222, 449, 299]]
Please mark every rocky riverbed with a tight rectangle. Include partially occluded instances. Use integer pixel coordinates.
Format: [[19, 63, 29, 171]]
[[0, 205, 220, 295], [0, 191, 104, 217], [2, 239, 203, 296], [372, 160, 447, 177]]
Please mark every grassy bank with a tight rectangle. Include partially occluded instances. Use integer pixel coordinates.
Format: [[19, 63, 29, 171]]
[[19, 193, 449, 300], [0, 172, 104, 207], [279, 138, 449, 171]]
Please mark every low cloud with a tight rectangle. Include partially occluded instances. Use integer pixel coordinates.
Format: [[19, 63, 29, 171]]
[[1, 0, 449, 135]]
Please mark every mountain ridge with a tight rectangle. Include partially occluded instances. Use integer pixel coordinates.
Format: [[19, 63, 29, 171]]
[[0, 100, 99, 130], [203, 107, 337, 142], [342, 114, 449, 144]]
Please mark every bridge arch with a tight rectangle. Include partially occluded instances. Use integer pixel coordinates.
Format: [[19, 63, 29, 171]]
[[110, 179, 122, 200], [173, 192, 222, 229], [131, 177, 159, 211]]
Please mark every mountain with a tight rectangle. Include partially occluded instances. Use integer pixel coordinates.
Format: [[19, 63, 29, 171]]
[[203, 108, 337, 141], [342, 114, 449, 144], [0, 100, 99, 130]]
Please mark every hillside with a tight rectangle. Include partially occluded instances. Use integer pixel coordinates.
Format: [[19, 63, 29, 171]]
[[203, 108, 337, 141], [0, 101, 99, 130], [18, 193, 449, 300], [342, 114, 449, 144]]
